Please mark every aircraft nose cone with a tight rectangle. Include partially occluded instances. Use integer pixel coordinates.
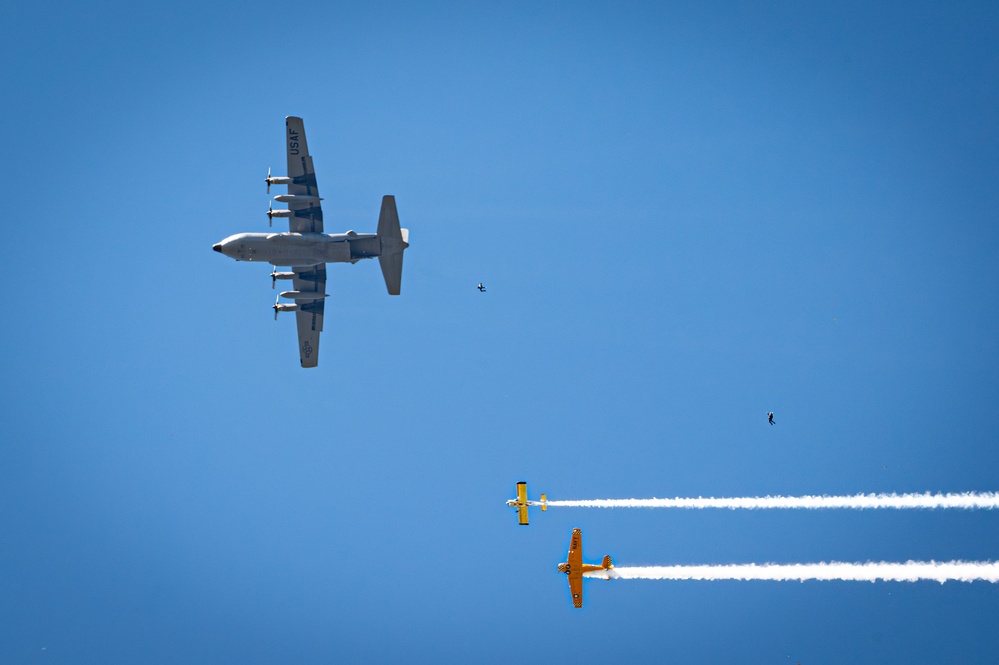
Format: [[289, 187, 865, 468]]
[[212, 243, 222, 253]]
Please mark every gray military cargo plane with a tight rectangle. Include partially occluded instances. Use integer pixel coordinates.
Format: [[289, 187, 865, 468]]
[[213, 117, 409, 368]]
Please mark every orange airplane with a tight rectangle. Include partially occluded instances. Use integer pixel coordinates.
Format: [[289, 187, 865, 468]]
[[506, 482, 547, 525], [557, 528, 616, 608]]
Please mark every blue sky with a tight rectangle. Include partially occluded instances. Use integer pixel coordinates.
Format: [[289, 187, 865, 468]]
[[2, 1, 998, 662]]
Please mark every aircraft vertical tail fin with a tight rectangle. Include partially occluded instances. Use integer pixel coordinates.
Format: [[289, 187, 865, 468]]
[[541, 494, 547, 511], [377, 195, 409, 295], [602, 555, 614, 569]]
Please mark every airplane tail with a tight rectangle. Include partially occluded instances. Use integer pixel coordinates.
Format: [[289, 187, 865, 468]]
[[541, 494, 547, 511], [601, 555, 619, 579], [377, 195, 409, 295]]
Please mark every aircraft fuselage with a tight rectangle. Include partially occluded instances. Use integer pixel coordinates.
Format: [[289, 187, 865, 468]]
[[213, 232, 381, 267], [558, 561, 614, 578]]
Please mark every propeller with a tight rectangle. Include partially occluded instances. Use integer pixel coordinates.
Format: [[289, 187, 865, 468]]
[[267, 201, 274, 227], [266, 167, 272, 194], [273, 295, 281, 320], [270, 267, 278, 289]]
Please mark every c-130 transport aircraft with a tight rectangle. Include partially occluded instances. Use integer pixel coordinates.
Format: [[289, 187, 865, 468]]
[[213, 117, 409, 368]]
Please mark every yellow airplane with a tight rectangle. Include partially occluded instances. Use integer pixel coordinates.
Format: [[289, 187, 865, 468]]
[[557, 528, 615, 608], [506, 481, 547, 525]]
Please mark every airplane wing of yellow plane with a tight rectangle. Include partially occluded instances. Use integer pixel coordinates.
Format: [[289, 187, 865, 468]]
[[566, 528, 584, 607], [505, 481, 547, 525], [557, 528, 615, 608]]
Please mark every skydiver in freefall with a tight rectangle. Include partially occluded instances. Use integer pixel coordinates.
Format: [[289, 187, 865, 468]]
[[768, 411, 774, 426], [477, 283, 486, 292]]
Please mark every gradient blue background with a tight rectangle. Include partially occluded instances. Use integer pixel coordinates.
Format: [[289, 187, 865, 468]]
[[2, 2, 998, 662]]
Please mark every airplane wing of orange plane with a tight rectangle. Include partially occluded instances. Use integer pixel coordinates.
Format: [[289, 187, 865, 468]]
[[506, 482, 547, 525], [557, 528, 615, 608]]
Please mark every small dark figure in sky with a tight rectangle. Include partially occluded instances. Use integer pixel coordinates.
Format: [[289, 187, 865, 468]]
[[768, 411, 775, 426], [477, 283, 486, 292]]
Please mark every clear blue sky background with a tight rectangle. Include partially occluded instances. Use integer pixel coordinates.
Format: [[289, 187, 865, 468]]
[[2, 1, 998, 663]]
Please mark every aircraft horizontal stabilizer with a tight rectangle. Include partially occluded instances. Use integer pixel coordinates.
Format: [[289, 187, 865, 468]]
[[377, 195, 408, 296]]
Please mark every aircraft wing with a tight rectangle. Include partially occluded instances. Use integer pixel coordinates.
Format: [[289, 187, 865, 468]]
[[517, 505, 529, 526], [567, 528, 583, 608], [291, 265, 326, 368], [515, 482, 530, 525], [568, 573, 583, 609], [285, 116, 324, 234]]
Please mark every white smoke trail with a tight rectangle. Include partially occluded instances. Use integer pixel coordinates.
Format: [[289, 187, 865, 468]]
[[613, 561, 999, 583], [545, 491, 999, 510]]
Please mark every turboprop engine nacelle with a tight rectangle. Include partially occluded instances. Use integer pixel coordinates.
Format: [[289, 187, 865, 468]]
[[272, 296, 299, 320], [280, 291, 329, 300], [266, 203, 292, 227], [270, 270, 295, 289], [265, 168, 292, 193]]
